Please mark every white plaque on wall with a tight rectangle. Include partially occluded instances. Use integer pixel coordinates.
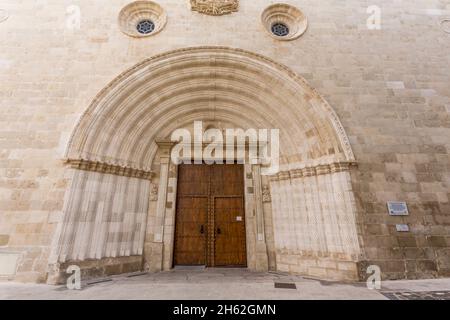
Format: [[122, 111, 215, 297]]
[[387, 201, 409, 216], [396, 224, 410, 232]]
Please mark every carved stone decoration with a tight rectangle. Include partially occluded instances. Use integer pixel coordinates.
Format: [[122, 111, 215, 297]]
[[64, 158, 154, 180], [269, 161, 355, 182], [261, 4, 308, 41], [262, 185, 271, 203], [0, 9, 9, 23], [118, 1, 167, 38], [46, 263, 62, 284], [190, 0, 238, 16], [440, 19, 450, 34], [150, 183, 158, 201]]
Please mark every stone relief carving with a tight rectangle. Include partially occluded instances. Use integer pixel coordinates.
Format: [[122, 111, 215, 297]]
[[0, 9, 9, 23], [262, 185, 271, 203], [64, 158, 154, 180], [190, 0, 238, 16], [67, 47, 356, 169], [150, 183, 158, 201], [47, 263, 60, 273], [269, 162, 353, 181]]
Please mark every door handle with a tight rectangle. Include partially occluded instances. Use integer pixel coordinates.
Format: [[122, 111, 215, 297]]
[[200, 225, 205, 234], [216, 227, 221, 235]]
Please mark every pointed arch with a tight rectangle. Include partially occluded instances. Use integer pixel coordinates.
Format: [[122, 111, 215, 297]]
[[66, 46, 355, 171], [50, 47, 362, 282]]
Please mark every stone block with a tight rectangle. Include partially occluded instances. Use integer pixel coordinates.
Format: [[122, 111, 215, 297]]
[[317, 259, 337, 269], [337, 261, 358, 272], [397, 236, 417, 248], [0, 252, 20, 275], [0, 235, 9, 246], [417, 260, 438, 272], [104, 264, 122, 275], [307, 267, 328, 279], [428, 236, 447, 247], [326, 269, 358, 281], [276, 263, 289, 273]]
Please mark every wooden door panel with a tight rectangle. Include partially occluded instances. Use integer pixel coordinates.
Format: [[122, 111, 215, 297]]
[[174, 164, 246, 268], [174, 196, 208, 265], [214, 197, 246, 267], [177, 165, 209, 196], [210, 164, 244, 196]]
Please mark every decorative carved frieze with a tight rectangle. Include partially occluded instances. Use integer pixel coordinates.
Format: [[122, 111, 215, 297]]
[[190, 0, 238, 16], [150, 183, 158, 201], [67, 47, 356, 170], [277, 171, 291, 181], [64, 158, 154, 180], [269, 162, 355, 181], [262, 185, 271, 203]]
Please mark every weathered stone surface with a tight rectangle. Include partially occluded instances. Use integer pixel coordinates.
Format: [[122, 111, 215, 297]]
[[0, 0, 449, 283], [47, 256, 143, 285], [0, 235, 9, 246]]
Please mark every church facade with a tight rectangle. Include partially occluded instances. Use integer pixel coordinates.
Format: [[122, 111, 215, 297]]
[[0, 0, 449, 284]]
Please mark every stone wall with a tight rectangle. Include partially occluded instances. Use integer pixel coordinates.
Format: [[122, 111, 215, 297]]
[[49, 169, 150, 264], [271, 169, 362, 280], [0, 0, 449, 282], [47, 256, 142, 285]]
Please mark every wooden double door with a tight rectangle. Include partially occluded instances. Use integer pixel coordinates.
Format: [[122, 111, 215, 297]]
[[174, 164, 247, 267]]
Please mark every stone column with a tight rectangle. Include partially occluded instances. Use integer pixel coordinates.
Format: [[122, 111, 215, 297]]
[[148, 140, 173, 272], [252, 164, 269, 271], [162, 163, 178, 270]]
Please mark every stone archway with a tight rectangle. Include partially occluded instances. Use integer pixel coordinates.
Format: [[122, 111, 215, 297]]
[[48, 47, 362, 283]]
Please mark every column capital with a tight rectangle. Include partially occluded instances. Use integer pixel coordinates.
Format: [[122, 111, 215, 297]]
[[156, 138, 176, 148], [156, 139, 176, 160]]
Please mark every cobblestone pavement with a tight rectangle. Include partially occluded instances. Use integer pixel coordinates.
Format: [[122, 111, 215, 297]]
[[381, 291, 450, 300], [1, 269, 449, 300]]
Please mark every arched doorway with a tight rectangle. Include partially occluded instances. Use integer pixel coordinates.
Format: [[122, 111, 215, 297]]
[[48, 47, 362, 283]]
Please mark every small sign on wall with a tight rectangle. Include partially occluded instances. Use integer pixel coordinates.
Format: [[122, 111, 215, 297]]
[[396, 224, 410, 232], [387, 201, 409, 216]]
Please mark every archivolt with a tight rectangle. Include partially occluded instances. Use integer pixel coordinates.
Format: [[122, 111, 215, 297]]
[[66, 46, 355, 172]]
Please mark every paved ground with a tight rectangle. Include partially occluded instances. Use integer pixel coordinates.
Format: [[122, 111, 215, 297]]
[[1, 268, 449, 300]]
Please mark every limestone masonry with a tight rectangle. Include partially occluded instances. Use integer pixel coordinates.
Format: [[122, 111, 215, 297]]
[[0, 0, 449, 283]]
